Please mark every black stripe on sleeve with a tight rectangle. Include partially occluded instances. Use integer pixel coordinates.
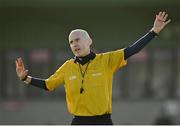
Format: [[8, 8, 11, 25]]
[[30, 77, 49, 91], [124, 31, 157, 60]]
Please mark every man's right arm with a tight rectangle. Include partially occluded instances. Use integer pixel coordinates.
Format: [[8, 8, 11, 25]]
[[15, 58, 48, 91], [24, 76, 48, 90]]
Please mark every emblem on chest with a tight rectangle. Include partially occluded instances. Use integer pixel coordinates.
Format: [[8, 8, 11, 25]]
[[69, 75, 77, 80]]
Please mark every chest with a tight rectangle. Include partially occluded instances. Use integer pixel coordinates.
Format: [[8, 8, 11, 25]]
[[64, 62, 109, 93]]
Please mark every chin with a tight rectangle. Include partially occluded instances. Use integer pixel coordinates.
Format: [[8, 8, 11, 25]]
[[75, 53, 82, 57], [74, 52, 87, 57], [76, 53, 86, 57]]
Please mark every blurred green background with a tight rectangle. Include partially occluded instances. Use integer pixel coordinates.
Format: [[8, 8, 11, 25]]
[[1, 0, 180, 49], [0, 0, 180, 125]]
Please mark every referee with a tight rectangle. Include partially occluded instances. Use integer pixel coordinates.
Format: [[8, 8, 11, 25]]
[[15, 11, 170, 125]]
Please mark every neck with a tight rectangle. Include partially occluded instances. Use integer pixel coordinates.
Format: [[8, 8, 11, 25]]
[[80, 50, 91, 58], [74, 51, 96, 65]]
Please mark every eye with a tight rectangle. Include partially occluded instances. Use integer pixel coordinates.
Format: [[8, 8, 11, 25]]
[[75, 38, 80, 42], [69, 40, 73, 44]]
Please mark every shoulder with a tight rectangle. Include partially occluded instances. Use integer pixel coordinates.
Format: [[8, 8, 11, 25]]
[[56, 58, 75, 70], [63, 58, 75, 66], [96, 49, 125, 57]]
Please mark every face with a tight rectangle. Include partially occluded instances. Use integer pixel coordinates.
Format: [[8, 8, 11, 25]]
[[69, 30, 92, 57]]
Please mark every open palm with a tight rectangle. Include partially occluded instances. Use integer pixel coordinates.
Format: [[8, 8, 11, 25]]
[[152, 11, 171, 34], [15, 57, 28, 80]]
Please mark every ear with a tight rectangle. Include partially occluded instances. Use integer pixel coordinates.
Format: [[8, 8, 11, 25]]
[[89, 38, 92, 46]]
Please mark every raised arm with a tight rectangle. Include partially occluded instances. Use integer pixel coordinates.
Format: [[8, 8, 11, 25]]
[[124, 11, 171, 60], [15, 57, 48, 90]]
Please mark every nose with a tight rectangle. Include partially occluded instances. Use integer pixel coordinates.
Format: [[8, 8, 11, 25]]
[[72, 41, 79, 47], [70, 43, 77, 50]]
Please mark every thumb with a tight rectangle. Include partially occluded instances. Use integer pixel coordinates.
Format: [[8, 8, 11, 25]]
[[164, 19, 171, 26], [25, 70, 28, 75]]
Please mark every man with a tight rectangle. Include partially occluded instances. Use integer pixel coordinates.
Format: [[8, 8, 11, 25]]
[[15, 11, 170, 125]]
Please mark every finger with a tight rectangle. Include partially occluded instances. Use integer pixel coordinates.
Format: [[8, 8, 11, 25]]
[[17, 58, 21, 66], [163, 14, 168, 21], [19, 58, 24, 66], [15, 61, 21, 70], [17, 57, 21, 63], [157, 11, 163, 18], [164, 19, 171, 25], [18, 58, 24, 68], [18, 58, 22, 63], [15, 60, 18, 67], [161, 11, 166, 18], [159, 11, 165, 21], [157, 12, 162, 20], [16, 59, 22, 68], [156, 15, 159, 19], [156, 15, 161, 21], [158, 11, 162, 16]]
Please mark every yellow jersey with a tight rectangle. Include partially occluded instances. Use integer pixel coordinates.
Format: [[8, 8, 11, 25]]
[[45, 49, 127, 116]]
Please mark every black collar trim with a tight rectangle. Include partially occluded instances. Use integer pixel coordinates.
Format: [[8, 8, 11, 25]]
[[74, 51, 96, 65]]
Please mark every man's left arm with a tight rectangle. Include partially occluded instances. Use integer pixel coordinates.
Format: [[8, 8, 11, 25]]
[[124, 11, 171, 60]]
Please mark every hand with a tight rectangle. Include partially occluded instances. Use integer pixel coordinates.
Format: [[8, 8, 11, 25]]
[[151, 11, 171, 34], [15, 57, 28, 80]]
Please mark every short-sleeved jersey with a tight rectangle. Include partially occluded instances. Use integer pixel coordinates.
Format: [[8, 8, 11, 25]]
[[45, 49, 127, 116]]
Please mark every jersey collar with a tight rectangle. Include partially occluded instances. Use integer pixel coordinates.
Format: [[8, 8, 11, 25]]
[[74, 51, 96, 65]]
